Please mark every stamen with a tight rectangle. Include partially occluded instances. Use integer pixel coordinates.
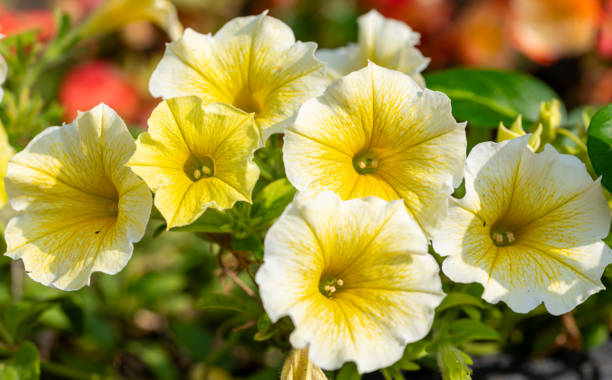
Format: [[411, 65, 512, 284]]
[[319, 277, 344, 297], [491, 229, 517, 247]]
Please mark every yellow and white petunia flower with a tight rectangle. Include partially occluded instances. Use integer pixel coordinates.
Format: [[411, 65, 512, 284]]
[[4, 104, 152, 291], [317, 9, 429, 85], [127, 97, 260, 229], [281, 348, 327, 380], [149, 12, 327, 141], [432, 135, 612, 315], [256, 191, 445, 373], [283, 62, 466, 234], [82, 0, 183, 40]]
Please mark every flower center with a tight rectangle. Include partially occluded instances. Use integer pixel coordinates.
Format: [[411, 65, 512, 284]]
[[490, 228, 516, 247], [184, 155, 215, 181], [233, 88, 263, 114], [319, 276, 344, 298], [352, 150, 379, 174]]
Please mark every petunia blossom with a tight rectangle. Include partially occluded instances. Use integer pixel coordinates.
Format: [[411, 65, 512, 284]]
[[317, 9, 429, 85], [4, 104, 152, 290], [283, 62, 466, 234], [149, 12, 327, 141], [256, 192, 444, 373], [127, 96, 260, 229], [432, 135, 612, 315]]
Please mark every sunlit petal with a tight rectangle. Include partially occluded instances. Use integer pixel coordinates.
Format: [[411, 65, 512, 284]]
[[256, 192, 444, 373], [4, 104, 152, 290], [127, 97, 260, 229]]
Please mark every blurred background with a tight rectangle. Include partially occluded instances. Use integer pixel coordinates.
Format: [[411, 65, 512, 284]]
[[1, 0, 611, 130], [0, 1, 611, 379]]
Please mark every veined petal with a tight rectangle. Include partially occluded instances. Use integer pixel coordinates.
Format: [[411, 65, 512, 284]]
[[284, 63, 466, 234], [317, 10, 429, 85], [281, 348, 327, 380], [149, 13, 326, 140], [434, 136, 612, 314], [4, 104, 152, 290], [257, 192, 444, 373], [316, 44, 362, 79], [128, 97, 260, 229], [82, 0, 183, 40]]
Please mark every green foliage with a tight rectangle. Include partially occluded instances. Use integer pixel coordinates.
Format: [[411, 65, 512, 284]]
[[337, 362, 360, 380], [0, 342, 40, 380], [587, 104, 612, 191], [425, 68, 562, 128], [437, 292, 485, 313], [447, 319, 501, 346], [196, 293, 259, 316], [436, 343, 473, 380]]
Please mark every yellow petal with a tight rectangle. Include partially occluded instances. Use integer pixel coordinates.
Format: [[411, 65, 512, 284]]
[[317, 10, 429, 85], [149, 13, 327, 141], [128, 97, 260, 229], [284, 62, 466, 234], [4, 104, 152, 290], [281, 348, 327, 380], [256, 192, 444, 373], [434, 135, 612, 314], [82, 0, 183, 40]]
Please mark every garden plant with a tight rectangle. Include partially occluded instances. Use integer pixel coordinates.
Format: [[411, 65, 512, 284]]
[[0, 1, 611, 379]]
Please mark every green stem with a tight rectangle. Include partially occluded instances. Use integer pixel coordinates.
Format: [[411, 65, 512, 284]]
[[557, 128, 587, 152]]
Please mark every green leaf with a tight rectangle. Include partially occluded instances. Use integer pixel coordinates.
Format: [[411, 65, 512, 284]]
[[232, 234, 264, 261], [587, 104, 612, 191], [336, 362, 361, 380], [448, 319, 500, 345], [57, 297, 84, 335], [0, 341, 40, 380], [195, 293, 258, 316], [437, 292, 485, 313], [436, 343, 472, 380], [251, 179, 296, 229], [2, 302, 56, 343], [171, 208, 233, 233], [425, 68, 562, 128], [253, 329, 276, 342]]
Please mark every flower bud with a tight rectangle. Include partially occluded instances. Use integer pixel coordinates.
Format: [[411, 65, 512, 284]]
[[281, 349, 327, 380], [538, 99, 562, 143], [496, 115, 542, 151]]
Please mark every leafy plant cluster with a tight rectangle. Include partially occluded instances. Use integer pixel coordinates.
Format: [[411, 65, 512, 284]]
[[0, 5, 611, 380]]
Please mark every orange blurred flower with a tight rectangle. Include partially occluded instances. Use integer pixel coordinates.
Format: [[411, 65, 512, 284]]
[[454, 0, 516, 68], [0, 7, 55, 41], [510, 0, 602, 65], [59, 61, 141, 123]]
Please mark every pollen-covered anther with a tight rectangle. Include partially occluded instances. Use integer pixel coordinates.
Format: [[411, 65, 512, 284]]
[[353, 150, 380, 174], [491, 230, 516, 247], [320, 277, 344, 297]]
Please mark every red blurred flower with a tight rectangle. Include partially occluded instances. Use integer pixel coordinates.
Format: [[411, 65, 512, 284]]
[[454, 0, 516, 68], [59, 61, 141, 123], [0, 7, 55, 41], [360, 0, 453, 37], [510, 0, 602, 65], [598, 0, 612, 59]]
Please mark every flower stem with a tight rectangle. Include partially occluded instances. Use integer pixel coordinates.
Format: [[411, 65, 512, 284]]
[[557, 128, 587, 152]]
